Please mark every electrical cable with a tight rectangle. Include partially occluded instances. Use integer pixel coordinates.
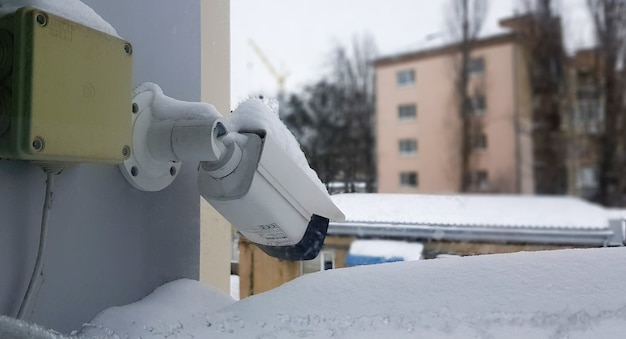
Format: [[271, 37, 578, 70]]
[[16, 171, 57, 320]]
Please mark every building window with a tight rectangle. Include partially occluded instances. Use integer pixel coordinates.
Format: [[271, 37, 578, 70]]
[[322, 251, 335, 270], [575, 71, 603, 133], [466, 95, 486, 114], [576, 99, 603, 133], [301, 250, 335, 275], [398, 104, 417, 121], [396, 69, 415, 87], [400, 172, 418, 188], [468, 57, 485, 76], [577, 100, 601, 122], [471, 133, 488, 151], [471, 170, 489, 190], [577, 166, 598, 189], [399, 139, 417, 156]]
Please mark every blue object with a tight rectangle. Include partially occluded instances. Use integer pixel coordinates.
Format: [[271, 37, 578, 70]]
[[345, 254, 405, 266]]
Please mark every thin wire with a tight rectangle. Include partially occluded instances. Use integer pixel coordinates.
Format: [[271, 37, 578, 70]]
[[16, 172, 55, 319]]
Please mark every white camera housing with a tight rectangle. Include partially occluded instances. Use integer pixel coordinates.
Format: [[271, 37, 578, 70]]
[[121, 84, 345, 260]]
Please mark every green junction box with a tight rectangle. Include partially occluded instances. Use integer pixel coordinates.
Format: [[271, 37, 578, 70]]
[[0, 7, 133, 163]]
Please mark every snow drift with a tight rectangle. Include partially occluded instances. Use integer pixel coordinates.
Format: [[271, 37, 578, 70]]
[[79, 247, 626, 338]]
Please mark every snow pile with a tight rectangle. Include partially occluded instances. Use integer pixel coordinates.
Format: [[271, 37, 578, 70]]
[[0, 0, 119, 37], [0, 316, 66, 339], [228, 99, 327, 193], [348, 239, 423, 261], [79, 247, 626, 338], [80, 279, 235, 338], [332, 193, 609, 229], [205, 247, 626, 338]]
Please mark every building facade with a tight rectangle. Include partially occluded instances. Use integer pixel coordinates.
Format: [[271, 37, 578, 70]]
[[375, 32, 534, 194], [565, 49, 603, 200]]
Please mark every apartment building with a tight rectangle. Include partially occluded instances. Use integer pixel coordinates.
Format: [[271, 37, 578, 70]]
[[375, 31, 535, 194], [565, 49, 603, 200]]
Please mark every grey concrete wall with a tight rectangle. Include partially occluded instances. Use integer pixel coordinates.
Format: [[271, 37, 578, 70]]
[[0, 0, 202, 333], [87, 0, 202, 102]]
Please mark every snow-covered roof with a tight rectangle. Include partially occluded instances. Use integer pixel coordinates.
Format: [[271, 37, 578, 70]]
[[331, 193, 609, 230], [65, 247, 626, 337]]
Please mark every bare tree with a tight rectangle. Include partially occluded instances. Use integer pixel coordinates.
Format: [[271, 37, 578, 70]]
[[283, 34, 378, 193], [446, 0, 488, 192], [330, 35, 378, 192], [587, 0, 626, 206], [514, 0, 568, 195]]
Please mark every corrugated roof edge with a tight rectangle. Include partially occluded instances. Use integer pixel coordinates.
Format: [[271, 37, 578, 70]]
[[335, 219, 607, 230], [328, 222, 619, 247]]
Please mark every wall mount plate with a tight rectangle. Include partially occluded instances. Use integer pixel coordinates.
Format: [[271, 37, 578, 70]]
[[119, 91, 181, 192]]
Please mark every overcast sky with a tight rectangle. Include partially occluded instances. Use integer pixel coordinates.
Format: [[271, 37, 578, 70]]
[[230, 0, 593, 108]]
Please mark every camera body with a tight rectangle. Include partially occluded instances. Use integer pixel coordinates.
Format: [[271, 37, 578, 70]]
[[122, 84, 345, 260], [200, 130, 345, 260]]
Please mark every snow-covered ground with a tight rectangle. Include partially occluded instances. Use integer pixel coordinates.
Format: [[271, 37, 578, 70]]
[[73, 247, 626, 338], [3, 247, 625, 338], [80, 279, 235, 338]]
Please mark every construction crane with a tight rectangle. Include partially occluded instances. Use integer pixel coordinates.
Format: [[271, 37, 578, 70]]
[[248, 39, 289, 96]]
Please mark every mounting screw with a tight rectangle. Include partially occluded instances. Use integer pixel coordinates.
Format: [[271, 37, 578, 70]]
[[32, 137, 44, 152], [124, 43, 133, 55], [36, 13, 47, 27], [131, 166, 138, 177], [122, 146, 131, 158], [170, 166, 177, 176], [132, 102, 138, 114]]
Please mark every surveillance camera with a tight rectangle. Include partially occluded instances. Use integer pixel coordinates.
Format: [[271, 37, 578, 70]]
[[121, 83, 345, 261]]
